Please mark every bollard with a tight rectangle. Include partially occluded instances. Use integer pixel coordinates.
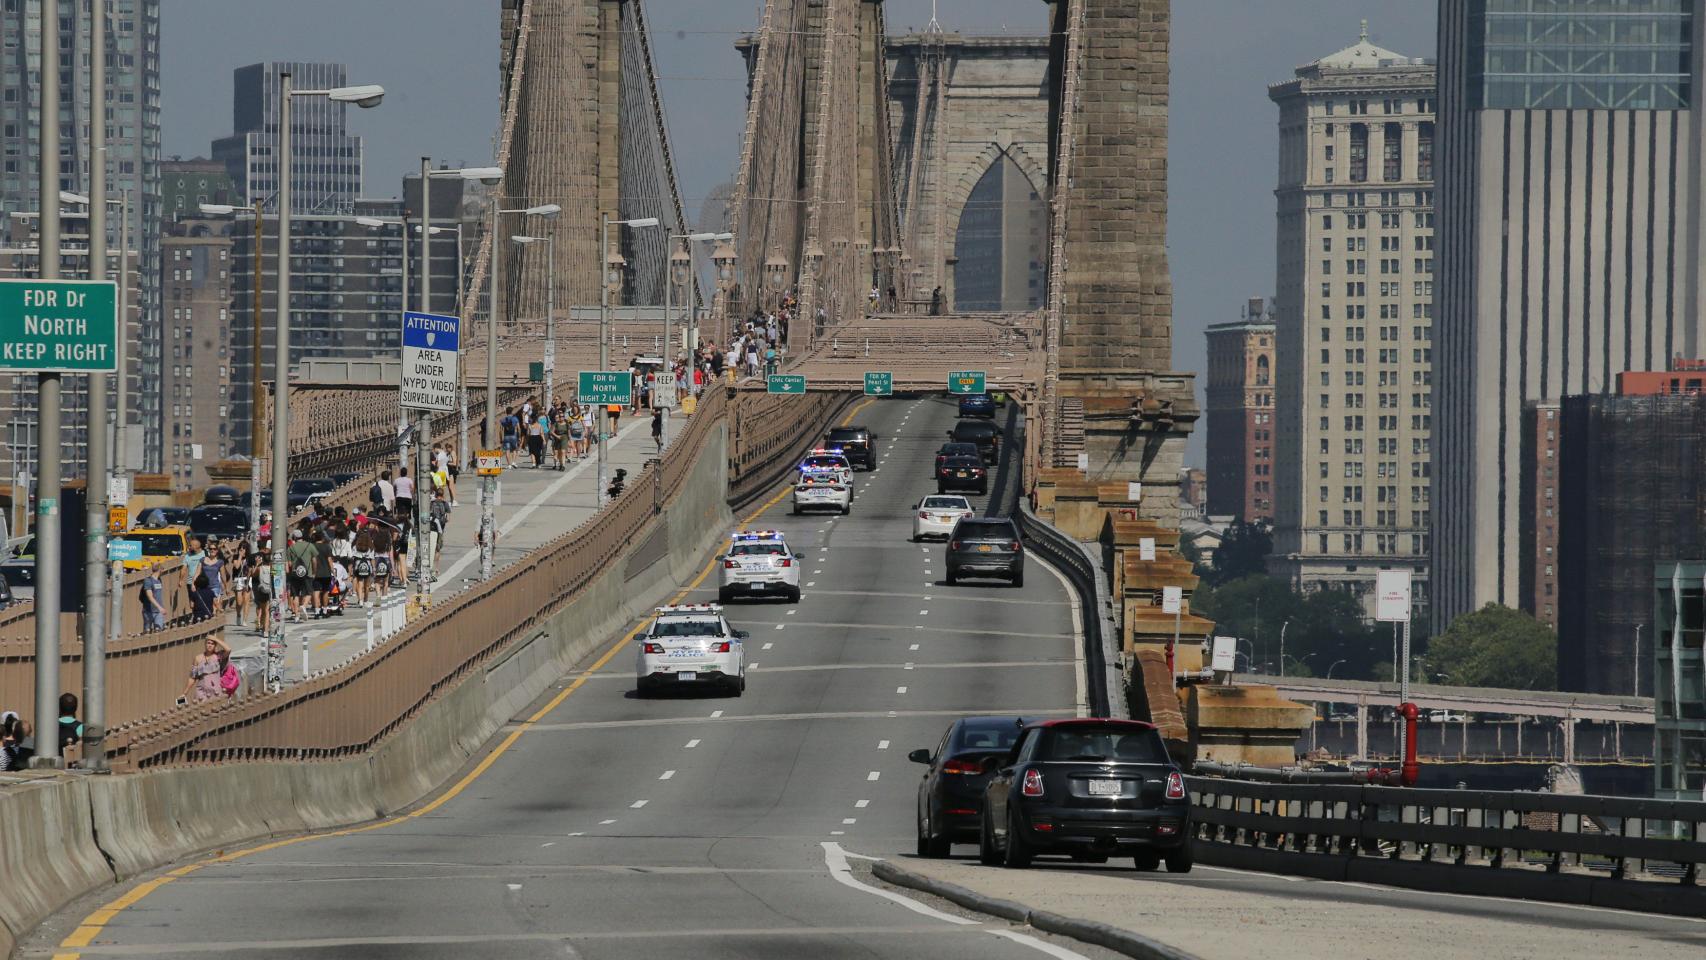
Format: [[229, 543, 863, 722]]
[[300, 630, 309, 682], [365, 601, 376, 652]]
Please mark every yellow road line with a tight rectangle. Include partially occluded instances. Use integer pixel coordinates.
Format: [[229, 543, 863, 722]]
[[840, 395, 876, 427], [55, 472, 792, 957]]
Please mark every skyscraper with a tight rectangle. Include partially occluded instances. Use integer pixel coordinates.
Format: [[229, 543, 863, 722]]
[[0, 0, 162, 478], [1267, 27, 1436, 617], [212, 62, 365, 215], [1204, 298, 1276, 522], [1434, 1, 1706, 631]]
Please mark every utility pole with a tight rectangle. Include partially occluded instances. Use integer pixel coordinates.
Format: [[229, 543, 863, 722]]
[[481, 199, 500, 581], [31, 0, 65, 769], [105, 188, 127, 658], [249, 198, 264, 552], [82, 0, 110, 771], [416, 157, 434, 605]]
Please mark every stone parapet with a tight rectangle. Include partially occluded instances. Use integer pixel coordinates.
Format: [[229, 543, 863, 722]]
[[1186, 683, 1316, 767]]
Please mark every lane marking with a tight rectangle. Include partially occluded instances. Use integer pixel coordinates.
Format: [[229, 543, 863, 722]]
[[659, 770, 675, 780], [1032, 552, 1089, 719], [867, 771, 881, 781], [877, 740, 890, 750], [525, 707, 1073, 734], [684, 739, 700, 749], [855, 799, 870, 808], [762, 642, 773, 650], [909, 644, 919, 651], [600, 819, 617, 825], [710, 710, 723, 718], [842, 818, 858, 825], [821, 843, 973, 926], [630, 799, 649, 809], [896, 686, 908, 694]]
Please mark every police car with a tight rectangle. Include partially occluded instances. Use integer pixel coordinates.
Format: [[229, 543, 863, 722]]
[[793, 471, 851, 515], [798, 448, 854, 486], [717, 530, 803, 602], [636, 604, 747, 696]]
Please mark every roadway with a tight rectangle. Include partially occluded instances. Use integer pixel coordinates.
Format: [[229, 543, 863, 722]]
[[29, 396, 1113, 960], [29, 397, 1703, 960]]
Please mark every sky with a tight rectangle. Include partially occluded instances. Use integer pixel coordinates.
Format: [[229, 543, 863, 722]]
[[161, 0, 1438, 464]]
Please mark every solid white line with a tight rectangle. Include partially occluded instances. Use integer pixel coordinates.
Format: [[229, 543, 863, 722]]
[[990, 929, 1094, 960], [820, 843, 975, 926], [1031, 552, 1088, 718], [659, 770, 675, 780], [599, 819, 617, 825], [867, 771, 881, 781], [631, 799, 648, 808], [684, 739, 700, 749]]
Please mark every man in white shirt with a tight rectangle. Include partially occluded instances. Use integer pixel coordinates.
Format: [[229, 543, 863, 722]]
[[394, 468, 416, 519]]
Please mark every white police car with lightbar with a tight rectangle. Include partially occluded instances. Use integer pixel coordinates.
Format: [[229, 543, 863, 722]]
[[717, 530, 803, 602], [793, 471, 851, 515], [798, 448, 853, 486], [635, 604, 747, 696]]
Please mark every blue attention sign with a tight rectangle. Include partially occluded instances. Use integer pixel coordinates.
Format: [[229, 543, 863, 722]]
[[402, 311, 461, 352], [401, 311, 461, 412]]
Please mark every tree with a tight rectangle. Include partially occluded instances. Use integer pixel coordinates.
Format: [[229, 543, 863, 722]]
[[1422, 603, 1557, 690], [1203, 520, 1271, 586], [1192, 574, 1389, 681]]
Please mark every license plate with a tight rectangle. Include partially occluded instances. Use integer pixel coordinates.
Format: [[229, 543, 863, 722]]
[[752, 582, 767, 590], [977, 545, 993, 553], [677, 671, 697, 682], [956, 471, 968, 477], [1088, 779, 1121, 796]]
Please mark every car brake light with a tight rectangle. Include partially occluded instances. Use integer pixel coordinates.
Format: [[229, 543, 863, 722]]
[[723, 560, 737, 569], [950, 540, 961, 550], [918, 512, 929, 519], [1021, 769, 1045, 797], [711, 641, 731, 653], [1165, 771, 1186, 800], [778, 557, 791, 567], [1009, 541, 1022, 552], [642, 642, 664, 654], [942, 758, 983, 775]]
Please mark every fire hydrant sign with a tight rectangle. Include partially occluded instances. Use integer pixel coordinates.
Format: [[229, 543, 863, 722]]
[[0, 279, 118, 371], [401, 311, 460, 412]]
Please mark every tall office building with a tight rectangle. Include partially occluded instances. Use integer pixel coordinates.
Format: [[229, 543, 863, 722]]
[[212, 62, 365, 215], [161, 220, 236, 490], [1435, 1, 1706, 632], [1267, 27, 1436, 617], [0, 0, 162, 478], [1204, 297, 1276, 522]]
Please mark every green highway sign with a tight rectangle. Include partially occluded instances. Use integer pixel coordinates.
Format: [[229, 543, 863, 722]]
[[0, 279, 118, 372], [767, 374, 807, 395], [578, 370, 632, 405], [947, 370, 987, 395], [863, 372, 893, 396]]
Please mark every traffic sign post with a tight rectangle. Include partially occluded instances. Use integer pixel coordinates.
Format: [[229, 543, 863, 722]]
[[947, 370, 986, 395], [863, 372, 893, 396], [1376, 570, 1415, 766], [400, 311, 460, 411], [0, 279, 118, 372], [767, 374, 807, 395], [578, 370, 632, 405], [475, 450, 504, 477], [105, 539, 142, 563]]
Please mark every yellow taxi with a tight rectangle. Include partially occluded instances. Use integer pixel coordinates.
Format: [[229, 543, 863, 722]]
[[115, 526, 191, 570]]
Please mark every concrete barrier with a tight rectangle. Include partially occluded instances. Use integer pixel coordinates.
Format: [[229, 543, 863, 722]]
[[0, 422, 741, 958]]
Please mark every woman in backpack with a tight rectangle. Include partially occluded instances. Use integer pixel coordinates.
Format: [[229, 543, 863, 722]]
[[178, 635, 232, 705], [567, 402, 586, 460], [351, 526, 376, 606], [550, 408, 572, 470]]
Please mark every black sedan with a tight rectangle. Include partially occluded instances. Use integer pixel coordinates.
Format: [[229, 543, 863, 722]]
[[945, 516, 1022, 587], [286, 477, 338, 510], [957, 393, 995, 418], [934, 441, 980, 471], [948, 419, 1000, 463], [189, 504, 251, 543], [935, 455, 987, 495], [979, 718, 1192, 872], [910, 716, 1041, 857]]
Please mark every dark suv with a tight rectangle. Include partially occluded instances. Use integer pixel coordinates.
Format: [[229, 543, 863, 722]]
[[945, 516, 1023, 587], [825, 426, 876, 471], [979, 719, 1192, 872], [957, 393, 995, 418], [948, 420, 1000, 464]]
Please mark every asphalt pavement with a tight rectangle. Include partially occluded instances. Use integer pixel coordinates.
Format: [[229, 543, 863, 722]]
[[29, 396, 1117, 960]]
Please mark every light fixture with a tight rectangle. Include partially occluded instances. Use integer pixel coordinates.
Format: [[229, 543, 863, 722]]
[[325, 84, 385, 108]]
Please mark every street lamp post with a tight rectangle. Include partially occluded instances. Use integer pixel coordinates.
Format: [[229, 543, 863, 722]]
[[30, 0, 63, 768], [511, 232, 555, 412], [1326, 659, 1347, 679], [1278, 619, 1292, 677], [664, 232, 733, 411], [711, 241, 736, 348], [80, 2, 110, 771], [272, 72, 384, 690], [599, 215, 661, 506]]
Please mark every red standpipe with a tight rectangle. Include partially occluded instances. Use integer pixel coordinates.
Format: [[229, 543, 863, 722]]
[[1399, 701, 1420, 786]]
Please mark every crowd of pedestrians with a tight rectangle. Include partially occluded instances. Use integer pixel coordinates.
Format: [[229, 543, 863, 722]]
[[0, 694, 85, 770], [498, 396, 597, 470]]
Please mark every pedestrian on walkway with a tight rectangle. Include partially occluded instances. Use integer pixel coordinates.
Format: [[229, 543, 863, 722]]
[[177, 636, 231, 706], [351, 526, 376, 606], [526, 412, 546, 467], [286, 530, 316, 622], [607, 402, 622, 436], [568, 403, 587, 460], [501, 407, 522, 467], [368, 517, 395, 597], [312, 527, 334, 617], [141, 562, 166, 632], [371, 470, 395, 512], [394, 467, 415, 520], [250, 552, 272, 635], [651, 406, 665, 453], [550, 411, 572, 470], [230, 541, 253, 626]]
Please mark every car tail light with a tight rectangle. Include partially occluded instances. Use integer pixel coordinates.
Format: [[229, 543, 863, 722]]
[[919, 512, 929, 519], [943, 808, 977, 816], [710, 641, 731, 653], [778, 558, 791, 567], [942, 758, 983, 776], [1021, 769, 1045, 797], [723, 560, 737, 569], [950, 540, 961, 550], [1165, 771, 1186, 800], [1009, 541, 1022, 552], [1156, 819, 1180, 837], [1032, 821, 1055, 832], [642, 642, 664, 654]]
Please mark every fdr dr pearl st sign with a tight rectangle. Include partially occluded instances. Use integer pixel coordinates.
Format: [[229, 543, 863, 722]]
[[401, 310, 461, 412]]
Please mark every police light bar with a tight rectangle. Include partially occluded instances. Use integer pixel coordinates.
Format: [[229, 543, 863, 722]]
[[732, 530, 783, 541], [657, 603, 724, 615], [805, 448, 846, 457]]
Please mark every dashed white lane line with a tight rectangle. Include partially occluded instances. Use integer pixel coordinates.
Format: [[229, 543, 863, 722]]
[[807, 581, 817, 587], [909, 643, 920, 651], [787, 610, 797, 616], [762, 642, 773, 650], [541, 842, 556, 848], [774, 623, 785, 630], [814, 569, 823, 574], [831, 830, 846, 836], [600, 819, 617, 825], [568, 832, 584, 837], [856, 799, 870, 808], [877, 739, 890, 750], [896, 686, 908, 694], [842, 818, 858, 825], [684, 739, 700, 749], [918, 609, 929, 615], [659, 770, 675, 780], [631, 799, 649, 809], [867, 771, 881, 781], [710, 710, 723, 718], [749, 662, 760, 670]]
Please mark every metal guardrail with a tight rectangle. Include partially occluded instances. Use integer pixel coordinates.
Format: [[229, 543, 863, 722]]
[[1187, 776, 1706, 915], [1016, 498, 1119, 719]]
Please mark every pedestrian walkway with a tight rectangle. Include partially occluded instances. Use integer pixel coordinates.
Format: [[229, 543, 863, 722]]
[[228, 415, 680, 682]]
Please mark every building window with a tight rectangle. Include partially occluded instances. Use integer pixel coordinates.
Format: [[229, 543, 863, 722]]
[[1417, 121, 1433, 181], [1383, 122, 1402, 181], [1348, 123, 1368, 182]]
